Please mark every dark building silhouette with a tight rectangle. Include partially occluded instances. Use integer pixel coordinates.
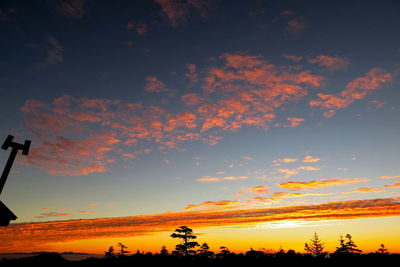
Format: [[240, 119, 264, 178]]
[[0, 200, 17, 226], [0, 135, 31, 226]]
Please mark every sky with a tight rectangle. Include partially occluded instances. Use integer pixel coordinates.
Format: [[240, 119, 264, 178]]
[[0, 0, 400, 255]]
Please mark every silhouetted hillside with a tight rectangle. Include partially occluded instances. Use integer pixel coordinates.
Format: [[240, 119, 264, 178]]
[[1, 251, 400, 267]]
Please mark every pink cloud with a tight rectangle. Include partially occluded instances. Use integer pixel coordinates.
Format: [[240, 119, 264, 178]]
[[308, 55, 350, 71], [186, 63, 198, 85], [127, 21, 149, 35], [56, 0, 89, 19], [286, 17, 305, 34], [144, 76, 167, 93], [282, 54, 303, 62], [154, 0, 209, 27], [275, 117, 304, 128], [370, 100, 386, 108], [181, 93, 204, 105]]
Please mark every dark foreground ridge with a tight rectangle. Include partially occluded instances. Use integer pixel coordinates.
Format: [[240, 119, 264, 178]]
[[1, 251, 400, 267]]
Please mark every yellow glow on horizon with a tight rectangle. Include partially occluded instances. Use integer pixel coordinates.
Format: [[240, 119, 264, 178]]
[[43, 217, 400, 255]]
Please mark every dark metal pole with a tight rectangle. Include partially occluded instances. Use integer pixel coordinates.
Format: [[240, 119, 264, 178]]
[[0, 147, 19, 195]]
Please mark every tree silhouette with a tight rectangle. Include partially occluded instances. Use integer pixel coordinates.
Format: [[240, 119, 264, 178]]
[[117, 243, 130, 256], [170, 226, 199, 256], [335, 234, 362, 254], [217, 246, 232, 257], [197, 242, 214, 258], [344, 234, 362, 254], [104, 246, 117, 259], [304, 232, 326, 256], [376, 244, 389, 255], [160, 245, 169, 255]]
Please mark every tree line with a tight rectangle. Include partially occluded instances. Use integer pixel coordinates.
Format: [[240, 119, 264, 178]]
[[104, 226, 391, 258]]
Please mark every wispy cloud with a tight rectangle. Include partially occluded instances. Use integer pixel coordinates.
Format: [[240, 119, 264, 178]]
[[196, 175, 249, 182], [35, 212, 72, 218], [276, 168, 299, 178], [297, 166, 320, 171], [279, 178, 368, 190], [267, 192, 332, 201], [302, 155, 321, 163], [2, 198, 399, 252], [196, 176, 221, 182], [273, 158, 298, 164], [237, 186, 270, 196], [275, 117, 305, 128]]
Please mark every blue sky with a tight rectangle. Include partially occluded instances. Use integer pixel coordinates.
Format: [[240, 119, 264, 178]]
[[0, 0, 399, 254]]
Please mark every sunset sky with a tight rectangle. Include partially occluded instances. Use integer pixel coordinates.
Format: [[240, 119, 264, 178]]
[[0, 0, 400, 255]]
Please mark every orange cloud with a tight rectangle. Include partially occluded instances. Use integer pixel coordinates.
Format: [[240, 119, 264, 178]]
[[297, 166, 320, 171], [196, 175, 249, 182], [308, 55, 349, 71], [275, 117, 305, 128], [273, 158, 298, 164], [279, 178, 368, 190], [238, 186, 270, 196], [223, 176, 249, 181], [310, 68, 392, 116], [385, 182, 400, 188], [185, 200, 240, 210], [344, 187, 384, 194], [35, 212, 72, 218], [302, 155, 321, 163], [380, 175, 400, 179], [1, 198, 399, 253], [268, 192, 332, 201], [196, 176, 221, 182], [181, 93, 204, 105]]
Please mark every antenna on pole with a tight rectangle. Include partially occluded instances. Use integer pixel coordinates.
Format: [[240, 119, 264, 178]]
[[0, 135, 31, 226]]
